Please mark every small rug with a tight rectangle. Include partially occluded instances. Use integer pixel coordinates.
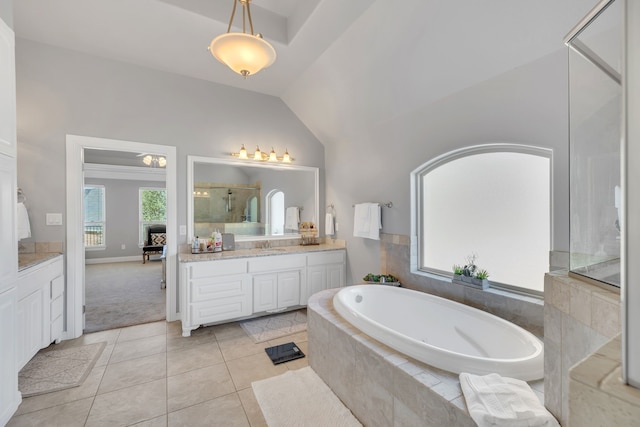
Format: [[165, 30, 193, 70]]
[[240, 310, 307, 343], [252, 367, 362, 427], [19, 342, 106, 397]]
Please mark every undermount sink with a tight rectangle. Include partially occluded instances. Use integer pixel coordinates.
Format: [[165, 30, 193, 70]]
[[260, 248, 287, 254]]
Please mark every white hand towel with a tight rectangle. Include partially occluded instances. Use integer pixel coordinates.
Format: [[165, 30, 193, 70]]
[[367, 203, 381, 240], [285, 207, 300, 231], [353, 203, 380, 240], [325, 213, 335, 236], [459, 372, 560, 427], [353, 203, 371, 238], [16, 202, 31, 240]]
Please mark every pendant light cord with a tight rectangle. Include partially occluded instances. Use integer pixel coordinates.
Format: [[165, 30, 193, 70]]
[[226, 0, 238, 33], [226, 0, 255, 35]]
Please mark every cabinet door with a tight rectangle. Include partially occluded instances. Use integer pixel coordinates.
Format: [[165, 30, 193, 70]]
[[253, 273, 278, 312], [277, 271, 301, 308], [0, 287, 19, 426], [0, 19, 16, 157], [307, 265, 326, 303], [17, 289, 43, 370], [326, 264, 346, 289], [0, 153, 16, 294]]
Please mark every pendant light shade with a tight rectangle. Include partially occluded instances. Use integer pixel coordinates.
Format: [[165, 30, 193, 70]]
[[209, 0, 276, 78], [210, 33, 276, 78]]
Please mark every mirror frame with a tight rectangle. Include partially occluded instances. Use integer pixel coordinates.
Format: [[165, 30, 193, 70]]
[[187, 155, 320, 242]]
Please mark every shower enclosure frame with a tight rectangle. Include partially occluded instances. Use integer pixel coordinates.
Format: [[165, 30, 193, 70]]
[[565, 0, 639, 390], [623, 0, 640, 390]]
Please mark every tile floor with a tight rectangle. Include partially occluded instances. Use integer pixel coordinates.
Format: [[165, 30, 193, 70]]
[[8, 319, 309, 426]]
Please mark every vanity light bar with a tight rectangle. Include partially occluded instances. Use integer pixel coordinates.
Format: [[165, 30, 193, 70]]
[[231, 145, 293, 163]]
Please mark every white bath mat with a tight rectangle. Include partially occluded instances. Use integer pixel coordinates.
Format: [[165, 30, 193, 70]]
[[252, 367, 362, 427], [240, 310, 307, 343]]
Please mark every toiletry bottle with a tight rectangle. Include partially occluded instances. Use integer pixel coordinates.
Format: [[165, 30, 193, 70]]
[[214, 229, 223, 252], [192, 236, 199, 251]]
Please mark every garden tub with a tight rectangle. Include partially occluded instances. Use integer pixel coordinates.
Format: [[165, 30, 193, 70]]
[[333, 284, 543, 381]]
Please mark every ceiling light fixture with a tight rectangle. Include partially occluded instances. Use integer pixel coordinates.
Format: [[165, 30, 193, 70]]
[[231, 145, 293, 162], [208, 0, 276, 78], [142, 155, 167, 168]]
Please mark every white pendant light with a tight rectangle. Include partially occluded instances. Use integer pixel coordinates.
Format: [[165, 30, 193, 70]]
[[209, 0, 276, 78]]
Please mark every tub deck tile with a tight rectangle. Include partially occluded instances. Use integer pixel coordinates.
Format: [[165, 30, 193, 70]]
[[309, 287, 542, 427]]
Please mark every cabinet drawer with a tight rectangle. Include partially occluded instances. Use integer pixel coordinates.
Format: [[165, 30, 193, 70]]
[[189, 259, 247, 279], [190, 275, 250, 303], [190, 295, 251, 325], [307, 250, 345, 266], [51, 294, 64, 320], [248, 254, 305, 273], [51, 315, 63, 340], [51, 275, 64, 299]]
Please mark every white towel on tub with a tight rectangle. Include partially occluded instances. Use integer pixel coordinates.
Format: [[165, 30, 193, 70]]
[[17, 202, 31, 240], [459, 373, 559, 427]]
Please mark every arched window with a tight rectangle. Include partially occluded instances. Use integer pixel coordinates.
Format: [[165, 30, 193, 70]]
[[267, 190, 284, 235], [411, 144, 551, 293]]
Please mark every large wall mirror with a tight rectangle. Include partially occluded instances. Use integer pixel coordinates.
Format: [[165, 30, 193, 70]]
[[187, 156, 320, 241]]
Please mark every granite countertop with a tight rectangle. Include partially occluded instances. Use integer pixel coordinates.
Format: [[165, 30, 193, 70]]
[[18, 252, 63, 271], [178, 242, 345, 262]]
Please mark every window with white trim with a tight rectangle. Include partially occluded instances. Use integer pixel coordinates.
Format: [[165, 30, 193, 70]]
[[139, 187, 167, 245], [413, 144, 551, 294], [84, 185, 105, 249]]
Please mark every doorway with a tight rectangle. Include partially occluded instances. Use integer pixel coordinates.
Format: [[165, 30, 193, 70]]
[[83, 171, 167, 332], [65, 135, 177, 340]]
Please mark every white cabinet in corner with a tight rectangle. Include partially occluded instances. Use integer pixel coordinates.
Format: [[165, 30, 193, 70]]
[[16, 255, 64, 370], [249, 254, 306, 314], [304, 250, 346, 304], [180, 258, 251, 337]]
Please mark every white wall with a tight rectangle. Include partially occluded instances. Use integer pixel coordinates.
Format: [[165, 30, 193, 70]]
[[15, 38, 325, 246], [283, 0, 597, 284], [0, 0, 11, 29]]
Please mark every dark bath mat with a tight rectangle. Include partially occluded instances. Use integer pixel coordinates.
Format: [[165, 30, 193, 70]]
[[265, 342, 306, 365]]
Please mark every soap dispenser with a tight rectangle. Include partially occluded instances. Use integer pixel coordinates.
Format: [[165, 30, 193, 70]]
[[214, 229, 223, 252]]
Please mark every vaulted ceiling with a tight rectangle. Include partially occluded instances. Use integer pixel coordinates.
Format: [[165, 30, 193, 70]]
[[13, 0, 599, 152], [13, 0, 375, 97]]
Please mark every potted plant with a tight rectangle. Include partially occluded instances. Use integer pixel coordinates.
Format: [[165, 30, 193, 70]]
[[363, 273, 401, 286], [452, 254, 489, 289]]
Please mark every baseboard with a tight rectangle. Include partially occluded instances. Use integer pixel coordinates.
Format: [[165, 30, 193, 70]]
[[85, 255, 142, 265]]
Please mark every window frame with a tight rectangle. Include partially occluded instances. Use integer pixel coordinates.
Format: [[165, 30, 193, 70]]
[[83, 184, 106, 250], [138, 187, 167, 246], [410, 143, 553, 296]]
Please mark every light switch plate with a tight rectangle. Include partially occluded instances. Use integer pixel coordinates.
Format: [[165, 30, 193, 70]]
[[179, 225, 187, 235], [46, 213, 63, 226]]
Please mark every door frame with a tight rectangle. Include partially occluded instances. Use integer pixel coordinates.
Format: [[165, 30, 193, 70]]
[[65, 134, 178, 339]]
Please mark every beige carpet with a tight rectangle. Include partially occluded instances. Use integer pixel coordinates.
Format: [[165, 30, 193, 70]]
[[252, 367, 362, 427], [19, 342, 106, 397], [84, 261, 166, 333], [240, 310, 307, 343]]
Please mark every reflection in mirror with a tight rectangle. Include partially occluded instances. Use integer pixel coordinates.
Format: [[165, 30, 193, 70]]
[[187, 156, 319, 241]]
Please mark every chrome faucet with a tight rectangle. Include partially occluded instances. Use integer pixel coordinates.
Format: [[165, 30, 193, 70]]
[[257, 240, 272, 249]]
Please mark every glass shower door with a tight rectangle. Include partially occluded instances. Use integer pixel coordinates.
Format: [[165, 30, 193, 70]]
[[567, 0, 622, 287]]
